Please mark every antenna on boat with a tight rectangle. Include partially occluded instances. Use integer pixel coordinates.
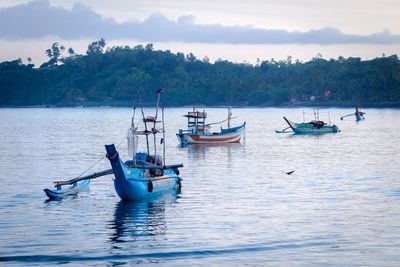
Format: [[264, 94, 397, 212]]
[[328, 111, 331, 124], [140, 106, 150, 155], [228, 106, 232, 129], [128, 107, 138, 166], [153, 89, 163, 164], [302, 108, 305, 123], [162, 107, 166, 166], [131, 107, 136, 128], [155, 88, 162, 119]]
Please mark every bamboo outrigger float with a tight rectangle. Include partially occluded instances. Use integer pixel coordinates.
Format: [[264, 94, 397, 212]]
[[44, 169, 113, 199], [176, 107, 246, 144]]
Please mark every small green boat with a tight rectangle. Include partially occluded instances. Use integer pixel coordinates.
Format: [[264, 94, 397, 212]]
[[283, 117, 339, 134], [283, 109, 340, 134]]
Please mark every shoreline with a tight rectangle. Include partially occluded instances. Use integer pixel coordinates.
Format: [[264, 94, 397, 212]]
[[1, 102, 400, 109]]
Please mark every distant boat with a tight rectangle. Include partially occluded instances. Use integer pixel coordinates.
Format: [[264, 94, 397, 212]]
[[106, 90, 183, 201], [176, 107, 246, 144], [341, 107, 366, 121], [282, 109, 339, 134]]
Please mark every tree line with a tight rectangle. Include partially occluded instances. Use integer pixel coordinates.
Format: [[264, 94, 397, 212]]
[[1, 39, 399, 107]]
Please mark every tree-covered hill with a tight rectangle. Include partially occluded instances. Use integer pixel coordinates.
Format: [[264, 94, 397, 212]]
[[1, 40, 400, 107]]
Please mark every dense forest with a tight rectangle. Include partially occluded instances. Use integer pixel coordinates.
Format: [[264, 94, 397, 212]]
[[1, 39, 400, 107]]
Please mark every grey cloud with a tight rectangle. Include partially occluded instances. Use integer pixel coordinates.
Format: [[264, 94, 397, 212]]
[[1, 0, 400, 44]]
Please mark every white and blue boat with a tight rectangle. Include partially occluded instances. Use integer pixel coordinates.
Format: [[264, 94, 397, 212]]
[[177, 107, 246, 144]]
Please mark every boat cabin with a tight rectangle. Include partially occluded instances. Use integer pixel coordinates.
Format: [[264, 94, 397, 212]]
[[184, 108, 211, 134]]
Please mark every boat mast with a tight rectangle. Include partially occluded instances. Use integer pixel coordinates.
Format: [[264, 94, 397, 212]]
[[131, 107, 137, 167], [328, 111, 331, 124], [153, 89, 162, 163]]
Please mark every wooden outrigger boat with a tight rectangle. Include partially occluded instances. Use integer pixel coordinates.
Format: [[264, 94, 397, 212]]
[[44, 89, 182, 201], [341, 107, 365, 121], [176, 107, 246, 144], [281, 109, 339, 134], [106, 89, 183, 201]]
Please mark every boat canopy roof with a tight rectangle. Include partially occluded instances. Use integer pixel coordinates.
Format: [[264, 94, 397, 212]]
[[184, 111, 207, 118]]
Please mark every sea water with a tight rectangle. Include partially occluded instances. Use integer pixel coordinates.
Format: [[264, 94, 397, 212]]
[[0, 107, 399, 266]]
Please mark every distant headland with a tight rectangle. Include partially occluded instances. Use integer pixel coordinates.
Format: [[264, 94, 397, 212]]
[[1, 40, 399, 108]]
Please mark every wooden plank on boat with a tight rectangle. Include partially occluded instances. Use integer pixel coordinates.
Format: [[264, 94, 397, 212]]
[[54, 168, 113, 187], [184, 111, 207, 118]]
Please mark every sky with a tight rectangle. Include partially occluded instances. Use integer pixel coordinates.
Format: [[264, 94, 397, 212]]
[[0, 0, 399, 65]]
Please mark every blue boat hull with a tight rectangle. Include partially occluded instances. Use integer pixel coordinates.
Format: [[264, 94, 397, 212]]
[[355, 114, 365, 121], [106, 144, 181, 201], [44, 179, 90, 199]]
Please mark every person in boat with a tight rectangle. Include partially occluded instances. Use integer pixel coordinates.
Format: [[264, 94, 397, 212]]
[[355, 107, 360, 116]]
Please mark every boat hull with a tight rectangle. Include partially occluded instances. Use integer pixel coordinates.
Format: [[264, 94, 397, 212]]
[[44, 179, 90, 199], [355, 114, 365, 121], [177, 123, 245, 144], [292, 126, 339, 134], [106, 144, 181, 201]]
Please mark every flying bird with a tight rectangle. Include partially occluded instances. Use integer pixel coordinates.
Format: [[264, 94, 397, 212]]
[[283, 170, 295, 175]]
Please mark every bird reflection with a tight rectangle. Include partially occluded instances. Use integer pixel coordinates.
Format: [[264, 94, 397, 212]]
[[109, 194, 179, 246]]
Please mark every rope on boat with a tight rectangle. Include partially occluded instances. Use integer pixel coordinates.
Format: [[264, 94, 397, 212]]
[[75, 135, 126, 179]]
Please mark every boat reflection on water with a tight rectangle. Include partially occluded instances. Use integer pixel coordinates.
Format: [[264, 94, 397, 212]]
[[108, 193, 180, 247], [179, 142, 245, 162]]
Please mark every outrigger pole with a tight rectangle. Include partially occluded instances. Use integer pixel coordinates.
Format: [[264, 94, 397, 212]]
[[54, 169, 113, 187]]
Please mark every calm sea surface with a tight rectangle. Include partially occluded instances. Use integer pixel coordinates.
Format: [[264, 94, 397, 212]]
[[0, 107, 400, 266]]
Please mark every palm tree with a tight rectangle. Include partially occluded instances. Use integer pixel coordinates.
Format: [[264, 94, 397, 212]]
[[68, 47, 75, 57], [60, 45, 65, 58]]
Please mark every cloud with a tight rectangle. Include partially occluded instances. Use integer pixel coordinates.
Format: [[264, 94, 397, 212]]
[[1, 0, 400, 44]]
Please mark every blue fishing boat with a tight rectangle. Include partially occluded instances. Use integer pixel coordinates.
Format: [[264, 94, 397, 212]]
[[105, 145, 182, 201], [106, 89, 183, 201], [44, 179, 91, 199], [177, 107, 246, 144]]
